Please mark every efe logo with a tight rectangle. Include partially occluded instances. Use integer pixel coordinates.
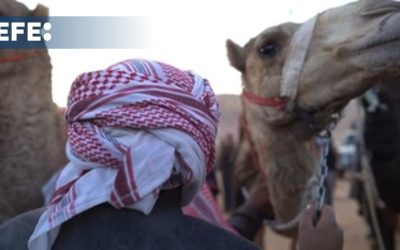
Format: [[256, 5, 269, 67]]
[[0, 21, 51, 42]]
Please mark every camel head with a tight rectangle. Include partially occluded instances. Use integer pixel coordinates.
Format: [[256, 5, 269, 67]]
[[227, 0, 400, 133]]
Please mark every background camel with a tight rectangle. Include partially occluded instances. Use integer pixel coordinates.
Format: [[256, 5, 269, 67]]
[[226, 0, 400, 239], [0, 0, 67, 223]]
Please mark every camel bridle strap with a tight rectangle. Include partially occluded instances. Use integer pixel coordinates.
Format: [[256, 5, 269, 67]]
[[241, 90, 286, 111], [280, 13, 338, 134], [280, 15, 318, 100], [0, 51, 41, 63], [281, 13, 343, 136]]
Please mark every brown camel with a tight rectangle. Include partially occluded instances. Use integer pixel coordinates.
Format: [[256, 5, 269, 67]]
[[0, 1, 67, 223], [226, 0, 400, 238]]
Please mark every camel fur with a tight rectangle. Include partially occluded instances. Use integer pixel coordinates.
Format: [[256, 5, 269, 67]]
[[226, 0, 400, 235], [0, 1, 67, 222]]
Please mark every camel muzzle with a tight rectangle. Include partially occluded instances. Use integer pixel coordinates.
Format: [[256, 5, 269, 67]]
[[278, 13, 342, 134]]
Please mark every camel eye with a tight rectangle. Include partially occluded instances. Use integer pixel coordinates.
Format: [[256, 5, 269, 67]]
[[259, 42, 278, 58]]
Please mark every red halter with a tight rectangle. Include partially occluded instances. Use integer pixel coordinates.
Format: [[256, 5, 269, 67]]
[[0, 51, 40, 63], [241, 90, 286, 111]]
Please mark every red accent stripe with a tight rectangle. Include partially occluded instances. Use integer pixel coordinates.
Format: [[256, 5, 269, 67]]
[[50, 178, 79, 205], [69, 185, 77, 215], [111, 190, 124, 208], [242, 90, 286, 111], [0, 51, 40, 63]]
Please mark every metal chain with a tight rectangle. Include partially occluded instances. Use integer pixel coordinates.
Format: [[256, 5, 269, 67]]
[[313, 130, 331, 225]]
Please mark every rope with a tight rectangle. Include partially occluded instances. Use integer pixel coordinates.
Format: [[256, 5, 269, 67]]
[[361, 153, 386, 250]]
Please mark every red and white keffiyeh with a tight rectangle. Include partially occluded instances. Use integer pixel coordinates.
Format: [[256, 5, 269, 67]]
[[28, 59, 220, 250]]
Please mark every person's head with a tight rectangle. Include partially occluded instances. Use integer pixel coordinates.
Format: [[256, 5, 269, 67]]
[[64, 59, 221, 207]]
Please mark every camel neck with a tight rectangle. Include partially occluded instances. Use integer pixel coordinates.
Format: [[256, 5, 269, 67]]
[[264, 124, 315, 170], [251, 122, 317, 223]]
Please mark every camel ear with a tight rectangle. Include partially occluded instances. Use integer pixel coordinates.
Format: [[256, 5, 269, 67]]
[[226, 39, 245, 73], [31, 4, 49, 20]]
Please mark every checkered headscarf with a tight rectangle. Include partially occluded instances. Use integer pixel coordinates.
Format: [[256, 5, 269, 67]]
[[29, 59, 220, 250], [59, 59, 219, 207]]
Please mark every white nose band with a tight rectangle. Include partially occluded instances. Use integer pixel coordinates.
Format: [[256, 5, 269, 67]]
[[280, 15, 319, 100]]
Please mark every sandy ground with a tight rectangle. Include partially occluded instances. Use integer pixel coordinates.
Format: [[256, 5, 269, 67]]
[[263, 179, 399, 250]]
